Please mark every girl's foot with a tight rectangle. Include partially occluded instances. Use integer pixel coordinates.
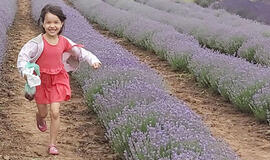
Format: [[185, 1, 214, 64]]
[[48, 144, 59, 155], [36, 113, 47, 132]]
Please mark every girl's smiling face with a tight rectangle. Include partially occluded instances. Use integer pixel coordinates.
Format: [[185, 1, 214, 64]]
[[42, 12, 63, 37]]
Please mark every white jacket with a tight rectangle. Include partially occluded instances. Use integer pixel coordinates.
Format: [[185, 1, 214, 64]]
[[17, 34, 101, 76]]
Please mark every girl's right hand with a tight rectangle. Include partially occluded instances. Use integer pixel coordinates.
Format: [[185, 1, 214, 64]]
[[92, 62, 101, 69], [25, 93, 34, 101]]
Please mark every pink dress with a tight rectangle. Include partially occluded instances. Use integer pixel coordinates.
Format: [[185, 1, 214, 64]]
[[35, 35, 72, 104]]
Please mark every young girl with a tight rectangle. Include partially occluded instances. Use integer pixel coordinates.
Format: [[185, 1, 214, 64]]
[[17, 4, 101, 155]]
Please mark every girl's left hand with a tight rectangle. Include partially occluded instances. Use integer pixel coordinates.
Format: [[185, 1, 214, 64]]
[[92, 62, 101, 69]]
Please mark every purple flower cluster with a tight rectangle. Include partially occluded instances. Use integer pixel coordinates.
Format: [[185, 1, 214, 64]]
[[100, 83, 238, 159], [0, 0, 17, 68], [189, 49, 270, 116], [252, 83, 270, 121], [238, 37, 270, 66], [125, 101, 231, 159], [31, 0, 240, 159]]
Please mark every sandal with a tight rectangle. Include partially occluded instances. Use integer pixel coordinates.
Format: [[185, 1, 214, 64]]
[[48, 144, 59, 155], [36, 113, 47, 132]]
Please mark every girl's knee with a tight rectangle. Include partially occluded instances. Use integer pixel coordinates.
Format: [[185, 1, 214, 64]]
[[40, 112, 48, 118], [50, 102, 60, 120], [50, 111, 60, 120]]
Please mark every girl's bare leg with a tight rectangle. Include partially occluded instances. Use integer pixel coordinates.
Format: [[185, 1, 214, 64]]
[[49, 102, 60, 145], [36, 103, 48, 121]]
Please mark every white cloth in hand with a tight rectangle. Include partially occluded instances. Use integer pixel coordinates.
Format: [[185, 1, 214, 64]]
[[22, 67, 41, 88]]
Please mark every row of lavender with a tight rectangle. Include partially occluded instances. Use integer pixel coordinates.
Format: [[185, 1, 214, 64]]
[[72, 0, 270, 121], [139, 0, 249, 28], [31, 0, 239, 159], [156, 0, 270, 66], [0, 0, 17, 70], [107, 0, 270, 67], [104, 0, 247, 55], [149, 0, 270, 67]]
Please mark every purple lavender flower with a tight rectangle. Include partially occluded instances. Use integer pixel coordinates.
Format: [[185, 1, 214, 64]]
[[189, 48, 270, 113], [252, 83, 270, 121], [238, 37, 270, 67], [0, 0, 16, 68], [109, 98, 239, 159]]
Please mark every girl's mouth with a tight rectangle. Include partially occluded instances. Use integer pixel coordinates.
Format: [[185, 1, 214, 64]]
[[48, 29, 57, 33]]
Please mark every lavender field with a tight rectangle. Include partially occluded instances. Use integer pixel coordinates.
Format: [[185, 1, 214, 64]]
[[30, 0, 243, 159], [2, 0, 270, 159], [0, 0, 17, 71], [118, 0, 270, 67], [69, 0, 270, 122], [67, 0, 270, 158]]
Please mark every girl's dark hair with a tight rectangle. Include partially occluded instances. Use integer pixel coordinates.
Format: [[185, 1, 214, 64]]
[[38, 4, 66, 35]]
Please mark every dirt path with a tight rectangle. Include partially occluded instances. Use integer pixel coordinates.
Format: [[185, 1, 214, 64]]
[[87, 23, 270, 160], [0, 0, 118, 159]]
